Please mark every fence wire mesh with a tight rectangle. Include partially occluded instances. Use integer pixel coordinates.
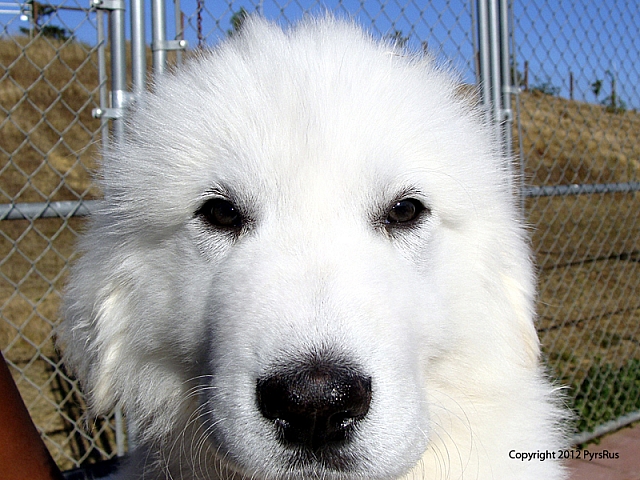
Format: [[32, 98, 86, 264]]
[[0, 0, 113, 470], [0, 0, 638, 470], [512, 1, 640, 442]]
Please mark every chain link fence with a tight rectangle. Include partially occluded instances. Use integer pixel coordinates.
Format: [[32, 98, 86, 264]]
[[512, 1, 640, 444], [0, 0, 638, 470], [0, 0, 114, 470]]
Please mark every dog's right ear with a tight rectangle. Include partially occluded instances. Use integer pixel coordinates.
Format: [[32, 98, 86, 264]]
[[59, 216, 200, 442], [58, 225, 134, 415]]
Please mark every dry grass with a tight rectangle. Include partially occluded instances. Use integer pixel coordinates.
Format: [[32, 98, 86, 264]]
[[515, 91, 640, 392], [0, 34, 639, 466], [1, 35, 110, 469], [517, 89, 640, 186], [0, 36, 102, 204]]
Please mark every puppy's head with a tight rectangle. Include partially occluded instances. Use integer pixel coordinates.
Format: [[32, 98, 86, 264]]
[[60, 17, 539, 479]]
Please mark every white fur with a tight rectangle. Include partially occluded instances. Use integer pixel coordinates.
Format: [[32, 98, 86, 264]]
[[59, 17, 568, 479]]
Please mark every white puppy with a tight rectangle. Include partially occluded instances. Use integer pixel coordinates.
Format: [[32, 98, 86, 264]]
[[59, 16, 568, 479]]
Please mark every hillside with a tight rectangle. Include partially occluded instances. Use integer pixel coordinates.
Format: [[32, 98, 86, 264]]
[[515, 89, 640, 430], [517, 89, 640, 186], [0, 36, 101, 204]]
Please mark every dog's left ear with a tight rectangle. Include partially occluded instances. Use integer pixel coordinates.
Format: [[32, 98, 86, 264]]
[[500, 271, 541, 368]]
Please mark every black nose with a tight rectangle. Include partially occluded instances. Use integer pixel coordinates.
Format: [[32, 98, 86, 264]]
[[256, 361, 372, 451]]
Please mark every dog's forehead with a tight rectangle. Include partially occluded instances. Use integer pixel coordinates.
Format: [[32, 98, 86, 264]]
[[114, 18, 496, 225], [150, 20, 458, 160], [169, 40, 451, 177]]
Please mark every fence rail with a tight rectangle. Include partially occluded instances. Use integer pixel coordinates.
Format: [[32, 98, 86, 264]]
[[525, 181, 640, 197], [1, 0, 638, 469], [0, 200, 96, 220]]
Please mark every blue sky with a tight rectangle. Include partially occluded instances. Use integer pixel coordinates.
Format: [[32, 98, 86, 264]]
[[1, 0, 639, 108], [514, 1, 639, 109]]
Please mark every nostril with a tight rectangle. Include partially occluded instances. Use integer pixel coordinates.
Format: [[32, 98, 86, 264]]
[[256, 361, 372, 451]]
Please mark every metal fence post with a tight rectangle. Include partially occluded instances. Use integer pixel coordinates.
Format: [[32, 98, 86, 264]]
[[476, 0, 515, 186], [151, 0, 187, 76], [90, 0, 130, 457], [130, 0, 147, 98], [151, 0, 167, 76], [108, 0, 127, 140]]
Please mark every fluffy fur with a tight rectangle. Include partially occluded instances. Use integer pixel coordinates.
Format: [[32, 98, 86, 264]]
[[59, 17, 568, 479]]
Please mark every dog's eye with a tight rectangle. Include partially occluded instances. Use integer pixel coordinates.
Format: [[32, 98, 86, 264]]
[[385, 198, 427, 225], [196, 198, 243, 229]]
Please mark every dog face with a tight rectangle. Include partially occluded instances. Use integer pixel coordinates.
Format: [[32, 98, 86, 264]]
[[60, 17, 564, 480]]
